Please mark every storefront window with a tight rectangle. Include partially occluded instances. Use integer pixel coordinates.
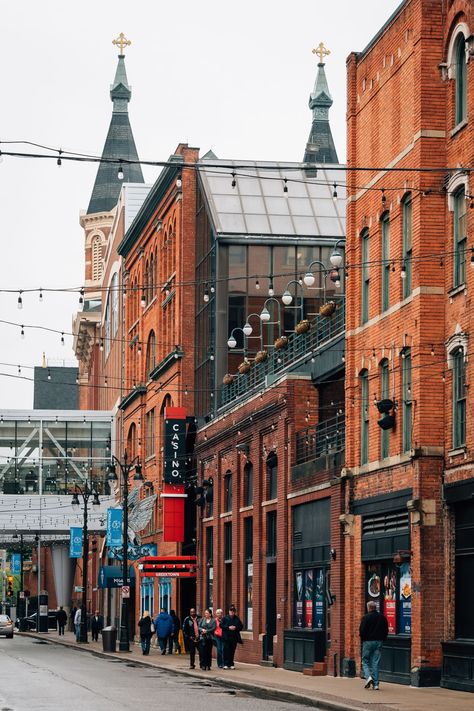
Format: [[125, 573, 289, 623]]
[[294, 567, 325, 629], [365, 561, 411, 635]]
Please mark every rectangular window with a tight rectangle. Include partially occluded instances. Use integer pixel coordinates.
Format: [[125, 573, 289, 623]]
[[454, 188, 467, 287], [361, 371, 369, 465], [453, 349, 466, 448], [224, 521, 232, 562], [244, 517, 253, 630], [267, 511, 277, 557], [206, 527, 213, 609], [402, 350, 412, 452], [380, 360, 390, 459], [267, 453, 278, 500], [402, 195, 412, 298], [224, 472, 232, 512], [361, 230, 370, 324], [146, 408, 155, 457], [244, 462, 253, 507], [381, 214, 390, 312]]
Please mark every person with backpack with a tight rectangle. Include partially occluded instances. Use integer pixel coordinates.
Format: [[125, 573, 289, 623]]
[[154, 608, 173, 654]]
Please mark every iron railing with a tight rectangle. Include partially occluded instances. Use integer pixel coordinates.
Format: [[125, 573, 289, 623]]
[[220, 300, 345, 407], [295, 413, 345, 465]]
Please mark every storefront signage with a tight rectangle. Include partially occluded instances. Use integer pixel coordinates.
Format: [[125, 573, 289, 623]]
[[314, 569, 324, 630], [399, 562, 412, 634], [305, 570, 313, 628], [106, 507, 123, 547], [69, 527, 83, 558], [383, 566, 397, 634], [108, 543, 157, 561], [163, 408, 186, 485], [295, 571, 304, 628]]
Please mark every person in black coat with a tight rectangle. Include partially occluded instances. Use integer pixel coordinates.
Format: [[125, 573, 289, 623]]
[[182, 608, 200, 669], [90, 610, 104, 642], [220, 605, 243, 669], [138, 611, 154, 655], [359, 601, 389, 690], [168, 610, 181, 654], [56, 606, 67, 636]]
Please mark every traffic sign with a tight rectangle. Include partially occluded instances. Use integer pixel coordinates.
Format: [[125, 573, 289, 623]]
[[74, 585, 84, 593], [122, 585, 130, 598], [19, 591, 25, 599]]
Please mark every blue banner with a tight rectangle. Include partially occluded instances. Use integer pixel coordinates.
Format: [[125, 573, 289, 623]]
[[108, 543, 157, 561], [69, 527, 83, 558], [106, 507, 123, 547], [11, 553, 21, 574]]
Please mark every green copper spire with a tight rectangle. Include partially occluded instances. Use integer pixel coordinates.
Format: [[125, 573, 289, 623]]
[[304, 44, 338, 165], [87, 36, 144, 214]]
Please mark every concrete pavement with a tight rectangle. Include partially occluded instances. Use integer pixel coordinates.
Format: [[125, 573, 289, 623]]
[[19, 630, 473, 711]]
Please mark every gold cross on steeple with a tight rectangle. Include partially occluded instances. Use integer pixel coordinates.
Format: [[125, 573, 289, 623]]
[[312, 42, 330, 64], [112, 32, 131, 55]]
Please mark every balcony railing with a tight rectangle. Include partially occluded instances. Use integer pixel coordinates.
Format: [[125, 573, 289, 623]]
[[220, 300, 345, 408], [295, 413, 345, 465]]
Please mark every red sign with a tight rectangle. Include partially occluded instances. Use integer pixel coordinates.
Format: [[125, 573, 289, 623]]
[[162, 407, 187, 542], [122, 585, 130, 598], [384, 599, 396, 634], [140, 555, 197, 578]]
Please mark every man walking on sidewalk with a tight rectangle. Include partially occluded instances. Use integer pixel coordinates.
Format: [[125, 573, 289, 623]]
[[359, 601, 388, 690], [57, 606, 67, 636], [74, 607, 82, 642]]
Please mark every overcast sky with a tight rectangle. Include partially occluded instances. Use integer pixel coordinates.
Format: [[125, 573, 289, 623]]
[[0, 0, 401, 409]]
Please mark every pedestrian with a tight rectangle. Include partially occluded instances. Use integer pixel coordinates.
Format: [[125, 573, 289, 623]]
[[168, 609, 181, 654], [138, 610, 154, 655], [182, 607, 200, 669], [57, 606, 67, 636], [359, 601, 388, 691], [70, 605, 77, 632], [154, 608, 173, 654], [198, 608, 216, 670], [90, 610, 104, 642], [74, 607, 82, 642], [213, 609, 224, 668], [220, 605, 243, 669]]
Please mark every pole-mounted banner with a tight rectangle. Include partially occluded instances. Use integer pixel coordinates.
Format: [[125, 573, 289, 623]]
[[106, 507, 123, 547], [69, 527, 83, 558], [163, 407, 187, 485]]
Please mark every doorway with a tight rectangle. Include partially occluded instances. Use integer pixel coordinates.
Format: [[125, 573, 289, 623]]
[[266, 562, 277, 656]]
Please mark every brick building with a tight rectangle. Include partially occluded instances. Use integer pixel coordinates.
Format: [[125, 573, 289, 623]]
[[344, 0, 474, 691], [193, 57, 347, 673]]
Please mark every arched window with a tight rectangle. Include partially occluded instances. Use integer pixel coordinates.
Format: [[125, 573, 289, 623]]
[[224, 470, 233, 512], [104, 292, 111, 358], [244, 462, 253, 507], [149, 253, 154, 302], [454, 186, 467, 287], [360, 370, 369, 465], [147, 330, 156, 375], [266, 452, 278, 500], [453, 347, 466, 448], [91, 236, 103, 281], [144, 260, 149, 306], [111, 273, 119, 336], [455, 33, 467, 125], [127, 423, 137, 459]]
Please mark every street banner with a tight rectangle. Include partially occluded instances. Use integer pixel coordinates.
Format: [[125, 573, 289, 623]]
[[69, 527, 83, 558], [106, 507, 123, 547], [11, 553, 21, 574], [163, 407, 187, 485]]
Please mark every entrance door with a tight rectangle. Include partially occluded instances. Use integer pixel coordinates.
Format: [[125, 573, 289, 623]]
[[266, 562, 277, 656], [225, 563, 232, 612]]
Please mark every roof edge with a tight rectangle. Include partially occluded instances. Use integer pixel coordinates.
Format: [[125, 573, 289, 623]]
[[356, 0, 408, 62]]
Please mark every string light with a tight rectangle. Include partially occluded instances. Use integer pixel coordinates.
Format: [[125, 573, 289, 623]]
[[17, 291, 23, 309], [332, 183, 338, 201], [400, 261, 407, 279], [117, 164, 124, 180], [61, 333, 65, 346], [140, 291, 146, 308], [176, 175, 182, 189], [99, 338, 104, 352], [283, 178, 288, 193], [203, 286, 209, 303], [20, 325, 25, 339], [39, 289, 43, 303], [57, 149, 62, 166], [381, 188, 386, 207], [79, 288, 84, 305], [47, 368, 51, 381], [231, 172, 236, 189], [255, 278, 260, 290]]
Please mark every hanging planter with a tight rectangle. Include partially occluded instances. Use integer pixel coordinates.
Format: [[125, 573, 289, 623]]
[[255, 350, 268, 364], [223, 373, 234, 386], [319, 301, 337, 318], [295, 319, 311, 335], [274, 335, 289, 350], [238, 359, 251, 375]]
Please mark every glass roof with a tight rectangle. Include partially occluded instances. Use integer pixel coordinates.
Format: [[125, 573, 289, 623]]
[[198, 160, 346, 238]]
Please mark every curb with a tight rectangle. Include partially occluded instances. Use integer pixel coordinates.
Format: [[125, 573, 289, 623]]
[[18, 632, 374, 711]]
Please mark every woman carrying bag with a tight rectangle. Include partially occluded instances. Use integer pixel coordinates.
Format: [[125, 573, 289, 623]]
[[138, 610, 154, 655], [213, 609, 224, 668], [198, 608, 216, 670]]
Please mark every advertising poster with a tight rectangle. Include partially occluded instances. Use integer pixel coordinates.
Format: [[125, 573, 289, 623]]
[[366, 563, 381, 611], [247, 563, 253, 631], [304, 570, 313, 628], [314, 568, 325, 629], [383, 566, 397, 634], [11, 553, 21, 574], [295, 571, 304, 627], [399, 562, 412, 634]]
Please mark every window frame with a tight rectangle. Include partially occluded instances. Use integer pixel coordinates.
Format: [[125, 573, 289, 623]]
[[360, 370, 369, 465], [455, 34, 467, 126], [402, 194, 412, 298], [381, 213, 390, 312], [454, 187, 467, 288], [453, 347, 467, 449], [266, 452, 278, 500], [380, 359, 390, 459], [224, 470, 233, 513], [402, 350, 412, 453], [244, 461, 253, 507], [361, 230, 370, 324]]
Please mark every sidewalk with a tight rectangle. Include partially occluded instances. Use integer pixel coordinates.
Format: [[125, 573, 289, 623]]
[[20, 630, 473, 711]]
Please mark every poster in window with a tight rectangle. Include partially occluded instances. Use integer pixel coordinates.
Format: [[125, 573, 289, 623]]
[[247, 563, 253, 631], [314, 568, 325, 630], [304, 570, 313, 628], [295, 571, 304, 628], [383, 566, 397, 634], [399, 562, 412, 634], [366, 563, 381, 611]]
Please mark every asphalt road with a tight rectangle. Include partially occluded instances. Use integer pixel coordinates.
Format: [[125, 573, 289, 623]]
[[0, 636, 304, 711]]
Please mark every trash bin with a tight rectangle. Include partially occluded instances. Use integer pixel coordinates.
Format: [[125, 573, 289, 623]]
[[102, 626, 117, 652]]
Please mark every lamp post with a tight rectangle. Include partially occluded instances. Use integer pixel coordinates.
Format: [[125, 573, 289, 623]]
[[107, 451, 142, 652], [12, 532, 24, 617], [71, 485, 100, 643]]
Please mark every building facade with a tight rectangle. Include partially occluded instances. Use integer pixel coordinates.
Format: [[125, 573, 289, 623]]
[[345, 0, 474, 691]]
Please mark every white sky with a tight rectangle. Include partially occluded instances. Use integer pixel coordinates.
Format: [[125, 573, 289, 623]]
[[0, 0, 401, 408]]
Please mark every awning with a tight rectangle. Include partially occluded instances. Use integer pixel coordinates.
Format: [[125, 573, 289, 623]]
[[98, 565, 136, 589]]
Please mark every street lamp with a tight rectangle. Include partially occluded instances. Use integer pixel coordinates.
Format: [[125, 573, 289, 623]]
[[107, 451, 143, 652], [12, 532, 25, 617], [71, 484, 100, 643]]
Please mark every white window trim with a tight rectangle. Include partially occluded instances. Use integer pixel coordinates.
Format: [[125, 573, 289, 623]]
[[447, 23, 470, 80], [447, 172, 469, 212], [446, 325, 468, 369]]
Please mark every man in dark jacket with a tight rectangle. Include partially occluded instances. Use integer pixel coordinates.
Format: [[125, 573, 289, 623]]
[[359, 601, 389, 690], [154, 609, 173, 654], [182, 608, 200, 669], [90, 610, 104, 642], [57, 606, 67, 636], [168, 610, 181, 654], [220, 605, 243, 669]]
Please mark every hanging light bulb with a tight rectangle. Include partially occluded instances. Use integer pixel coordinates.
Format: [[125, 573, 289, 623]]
[[61, 333, 65, 346], [39, 288, 43, 303], [117, 163, 124, 180], [17, 291, 23, 309], [335, 278, 341, 288], [400, 261, 407, 279], [18, 365, 21, 375], [268, 281, 274, 297], [227, 335, 237, 348], [431, 345, 435, 357], [231, 172, 236, 189], [283, 178, 288, 194], [210, 285, 215, 293], [381, 188, 386, 207], [79, 288, 84, 305], [470, 247, 474, 268], [47, 368, 51, 381], [57, 149, 62, 166], [137, 342, 142, 355], [20, 326, 25, 339], [298, 275, 303, 286], [255, 278, 260, 290], [332, 183, 338, 201], [282, 290, 293, 305], [140, 291, 146, 308], [203, 286, 210, 303], [303, 271, 315, 287], [176, 175, 182, 189], [104, 377, 108, 386], [99, 338, 104, 352], [243, 322, 252, 336]]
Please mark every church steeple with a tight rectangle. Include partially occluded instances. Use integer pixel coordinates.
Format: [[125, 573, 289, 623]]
[[304, 43, 339, 165], [87, 34, 144, 214]]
